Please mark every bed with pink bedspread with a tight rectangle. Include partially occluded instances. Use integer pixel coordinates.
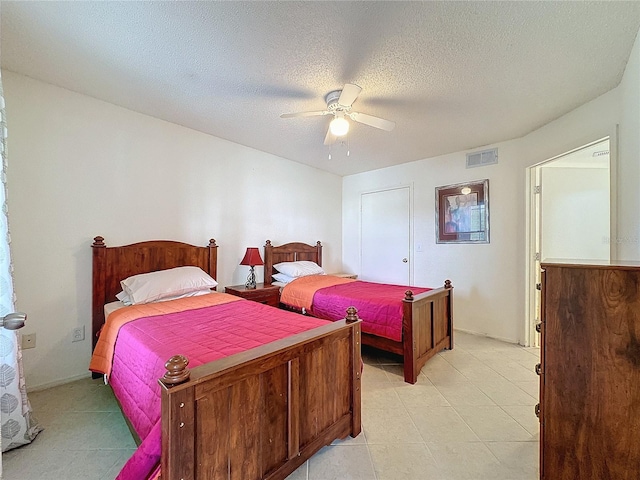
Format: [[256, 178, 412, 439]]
[[279, 274, 431, 342], [265, 240, 454, 384], [91, 294, 330, 479], [90, 237, 362, 480]]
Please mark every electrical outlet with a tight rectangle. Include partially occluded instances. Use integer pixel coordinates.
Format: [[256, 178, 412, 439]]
[[22, 333, 36, 350], [72, 326, 85, 343]]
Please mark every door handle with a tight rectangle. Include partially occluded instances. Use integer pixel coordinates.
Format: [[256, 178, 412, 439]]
[[402, 258, 408, 263]]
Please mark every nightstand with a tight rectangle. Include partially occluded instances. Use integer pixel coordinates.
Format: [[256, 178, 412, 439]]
[[329, 272, 358, 279], [224, 283, 280, 307]]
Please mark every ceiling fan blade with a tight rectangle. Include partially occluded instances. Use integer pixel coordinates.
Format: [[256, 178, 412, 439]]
[[280, 111, 327, 118], [324, 126, 337, 145], [350, 112, 396, 131], [338, 83, 362, 107]]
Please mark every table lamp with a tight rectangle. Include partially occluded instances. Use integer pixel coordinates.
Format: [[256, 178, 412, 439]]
[[240, 247, 264, 289]]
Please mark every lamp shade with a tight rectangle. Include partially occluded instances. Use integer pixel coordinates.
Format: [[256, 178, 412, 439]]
[[240, 247, 264, 267]]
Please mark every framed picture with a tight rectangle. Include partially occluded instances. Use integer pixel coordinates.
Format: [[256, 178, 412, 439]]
[[436, 179, 489, 244]]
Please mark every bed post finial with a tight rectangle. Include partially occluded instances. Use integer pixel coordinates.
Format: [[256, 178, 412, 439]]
[[444, 279, 452, 289], [265, 240, 272, 247], [316, 241, 322, 247], [93, 236, 105, 248], [404, 290, 414, 301], [209, 239, 217, 247], [345, 306, 359, 323], [161, 355, 191, 386]]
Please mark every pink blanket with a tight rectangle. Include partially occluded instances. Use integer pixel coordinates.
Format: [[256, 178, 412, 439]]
[[310, 281, 430, 342], [108, 299, 329, 480]]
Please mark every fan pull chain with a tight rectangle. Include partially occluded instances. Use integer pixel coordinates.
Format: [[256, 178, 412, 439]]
[[340, 137, 350, 157]]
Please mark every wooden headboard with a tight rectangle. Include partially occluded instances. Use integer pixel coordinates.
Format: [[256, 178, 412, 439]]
[[263, 240, 322, 285], [91, 236, 218, 350]]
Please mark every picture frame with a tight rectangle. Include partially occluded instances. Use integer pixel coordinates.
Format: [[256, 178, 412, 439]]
[[436, 179, 489, 244]]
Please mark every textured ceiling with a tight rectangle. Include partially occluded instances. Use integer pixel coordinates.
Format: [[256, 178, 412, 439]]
[[2, 1, 639, 176]]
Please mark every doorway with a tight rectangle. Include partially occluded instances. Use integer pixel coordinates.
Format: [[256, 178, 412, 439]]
[[360, 186, 411, 284], [526, 138, 611, 346]]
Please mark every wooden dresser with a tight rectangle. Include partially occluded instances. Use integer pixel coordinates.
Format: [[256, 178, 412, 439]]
[[538, 261, 640, 480]]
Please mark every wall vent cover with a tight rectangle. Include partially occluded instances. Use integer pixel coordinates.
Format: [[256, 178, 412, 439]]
[[466, 148, 498, 168]]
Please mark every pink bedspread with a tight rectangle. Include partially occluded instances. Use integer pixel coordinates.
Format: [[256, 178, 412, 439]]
[[108, 298, 329, 480], [310, 281, 430, 342]]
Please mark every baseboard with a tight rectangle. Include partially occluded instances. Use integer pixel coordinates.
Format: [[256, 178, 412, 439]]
[[27, 372, 94, 392], [453, 328, 519, 346]]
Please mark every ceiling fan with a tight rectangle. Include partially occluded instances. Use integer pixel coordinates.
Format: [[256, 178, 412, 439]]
[[280, 83, 396, 145]]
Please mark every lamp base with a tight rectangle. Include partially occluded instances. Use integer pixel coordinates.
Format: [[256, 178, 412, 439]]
[[245, 267, 257, 289]]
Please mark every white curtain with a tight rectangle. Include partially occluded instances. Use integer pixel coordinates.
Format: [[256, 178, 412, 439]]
[[0, 71, 42, 452]]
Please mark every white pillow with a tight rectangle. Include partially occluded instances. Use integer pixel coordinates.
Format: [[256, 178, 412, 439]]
[[120, 266, 218, 305], [115, 288, 214, 306], [115, 290, 133, 306], [272, 272, 296, 284], [273, 261, 325, 278]]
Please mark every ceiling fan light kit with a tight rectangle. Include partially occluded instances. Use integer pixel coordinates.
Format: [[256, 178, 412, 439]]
[[280, 83, 395, 147], [329, 116, 349, 136]]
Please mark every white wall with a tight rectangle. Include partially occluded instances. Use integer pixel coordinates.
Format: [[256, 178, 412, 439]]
[[3, 71, 343, 389], [343, 79, 627, 344], [540, 166, 610, 261]]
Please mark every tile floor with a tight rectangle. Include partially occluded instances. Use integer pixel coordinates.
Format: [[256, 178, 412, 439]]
[[3, 331, 540, 479]]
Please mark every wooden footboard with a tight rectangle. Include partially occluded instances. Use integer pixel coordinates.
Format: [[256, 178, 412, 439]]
[[402, 280, 453, 384], [159, 314, 362, 480], [359, 280, 453, 384]]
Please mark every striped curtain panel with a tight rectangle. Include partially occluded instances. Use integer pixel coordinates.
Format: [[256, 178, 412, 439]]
[[0, 71, 42, 452]]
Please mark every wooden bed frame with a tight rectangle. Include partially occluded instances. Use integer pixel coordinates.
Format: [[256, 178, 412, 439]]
[[91, 236, 362, 480], [264, 240, 453, 384]]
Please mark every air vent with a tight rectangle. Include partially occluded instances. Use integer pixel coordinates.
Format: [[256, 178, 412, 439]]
[[466, 148, 498, 168]]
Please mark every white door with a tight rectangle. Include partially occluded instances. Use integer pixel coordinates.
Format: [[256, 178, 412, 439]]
[[527, 138, 610, 346], [360, 187, 410, 284]]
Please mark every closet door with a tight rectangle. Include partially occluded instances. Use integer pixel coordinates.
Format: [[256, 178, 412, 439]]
[[360, 187, 410, 284]]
